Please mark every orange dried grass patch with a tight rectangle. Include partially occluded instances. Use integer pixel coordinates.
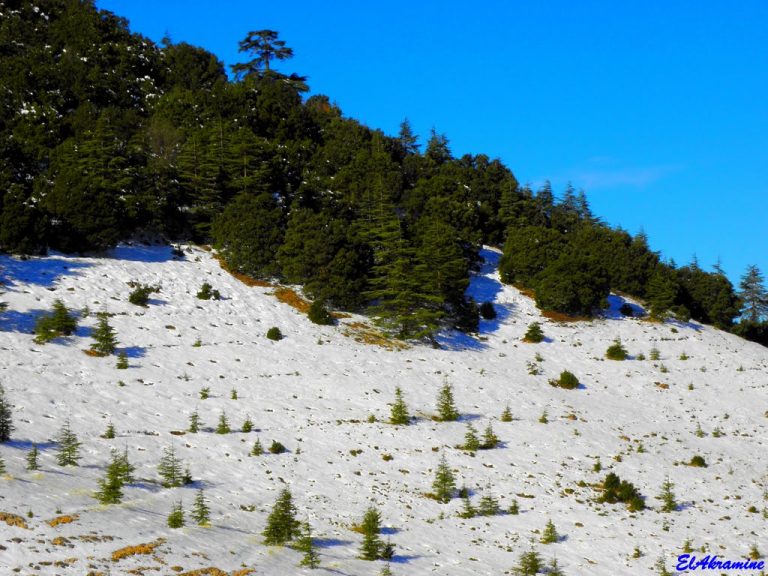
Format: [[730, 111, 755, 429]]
[[178, 569, 228, 576], [47, 514, 79, 527], [342, 322, 409, 350], [213, 255, 272, 288], [111, 539, 164, 562], [0, 511, 29, 529], [273, 286, 311, 313], [541, 309, 591, 323]]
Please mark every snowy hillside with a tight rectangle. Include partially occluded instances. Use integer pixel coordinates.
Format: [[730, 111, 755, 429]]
[[1, 245, 766, 575]]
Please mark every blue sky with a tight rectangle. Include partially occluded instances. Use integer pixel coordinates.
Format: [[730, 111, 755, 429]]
[[98, 0, 767, 285]]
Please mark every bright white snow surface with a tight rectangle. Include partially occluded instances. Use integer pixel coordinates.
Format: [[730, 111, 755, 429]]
[[0, 245, 766, 575]]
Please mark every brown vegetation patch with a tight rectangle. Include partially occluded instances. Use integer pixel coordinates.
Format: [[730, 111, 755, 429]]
[[231, 569, 256, 576], [342, 322, 409, 350], [541, 309, 592, 323], [178, 569, 228, 576], [272, 286, 311, 313], [83, 349, 107, 357], [111, 539, 165, 562], [214, 255, 272, 287], [47, 514, 79, 527], [52, 536, 71, 546], [0, 511, 29, 529], [655, 382, 669, 390]]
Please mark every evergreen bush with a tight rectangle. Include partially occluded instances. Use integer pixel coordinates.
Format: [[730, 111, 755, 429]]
[[90, 316, 118, 356], [34, 299, 78, 343], [605, 338, 628, 360], [0, 384, 13, 442], [549, 370, 579, 389], [435, 382, 459, 421], [308, 299, 334, 325], [262, 488, 300, 545], [389, 387, 409, 425], [267, 327, 283, 341], [479, 301, 496, 320], [128, 283, 159, 306], [523, 322, 545, 343], [196, 282, 221, 300]]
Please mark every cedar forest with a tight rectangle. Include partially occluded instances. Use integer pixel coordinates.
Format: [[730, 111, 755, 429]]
[[1, 0, 766, 342]]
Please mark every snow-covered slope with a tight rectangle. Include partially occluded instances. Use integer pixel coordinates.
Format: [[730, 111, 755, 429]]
[[1, 245, 766, 575]]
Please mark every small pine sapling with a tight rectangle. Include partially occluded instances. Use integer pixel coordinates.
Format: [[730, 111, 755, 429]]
[[477, 485, 500, 516], [262, 488, 300, 545], [251, 438, 264, 456], [191, 489, 210, 526], [158, 444, 184, 487], [548, 555, 565, 576], [90, 316, 118, 356], [523, 322, 545, 343], [658, 477, 677, 512], [167, 500, 185, 528], [508, 499, 520, 515], [242, 415, 254, 433], [459, 494, 475, 518], [516, 545, 543, 576], [435, 381, 459, 421], [116, 351, 128, 369], [116, 446, 135, 484], [461, 423, 480, 451], [199, 386, 210, 400], [102, 422, 116, 439], [56, 419, 82, 466], [0, 384, 14, 441], [539, 410, 549, 424], [26, 444, 40, 471], [605, 338, 628, 360], [297, 522, 320, 568], [481, 422, 500, 449], [0, 454, 5, 475], [500, 404, 513, 422], [358, 506, 383, 561], [432, 454, 456, 503], [216, 412, 231, 434], [95, 451, 124, 505], [189, 409, 201, 433], [231, 388, 238, 400], [389, 387, 410, 425], [540, 519, 559, 543]]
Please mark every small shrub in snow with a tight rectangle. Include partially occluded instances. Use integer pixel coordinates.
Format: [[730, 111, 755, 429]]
[[357, 506, 384, 560], [251, 438, 264, 456], [196, 282, 220, 300], [267, 326, 283, 341], [649, 347, 661, 360], [523, 322, 545, 343], [515, 545, 543, 576], [128, 283, 159, 306], [242, 415, 254, 433], [308, 299, 334, 325], [199, 387, 210, 400], [269, 440, 287, 454], [480, 422, 500, 449], [550, 370, 579, 390], [688, 455, 707, 467], [658, 477, 677, 512], [188, 409, 201, 433], [598, 472, 645, 511], [102, 422, 116, 439], [297, 522, 320, 568], [34, 299, 77, 343], [605, 338, 628, 360], [116, 351, 128, 369]]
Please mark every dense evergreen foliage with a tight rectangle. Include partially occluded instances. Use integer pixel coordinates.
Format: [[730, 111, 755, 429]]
[[0, 2, 744, 338]]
